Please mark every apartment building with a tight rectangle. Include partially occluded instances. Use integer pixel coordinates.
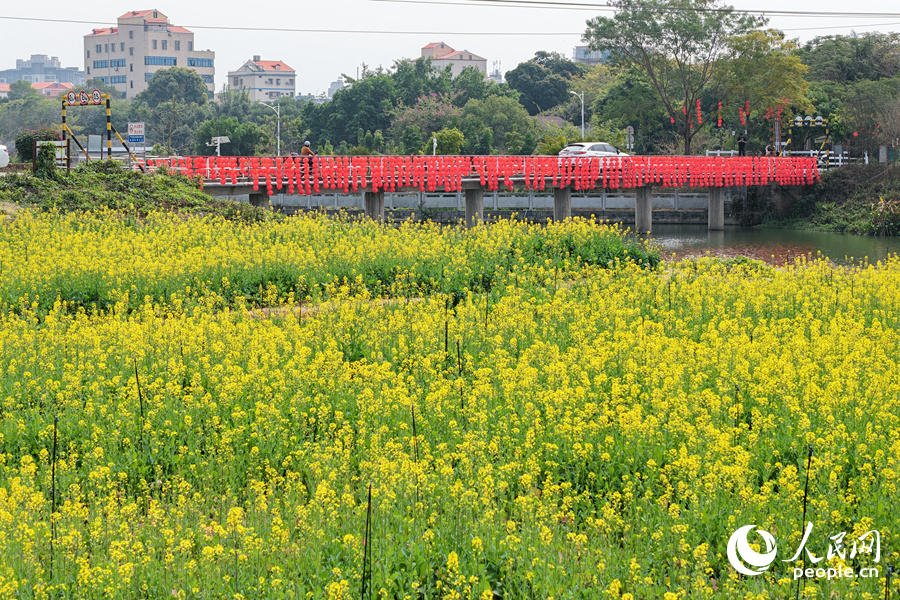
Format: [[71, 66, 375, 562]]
[[420, 43, 487, 78], [227, 56, 295, 102], [83, 9, 215, 99], [0, 55, 84, 85]]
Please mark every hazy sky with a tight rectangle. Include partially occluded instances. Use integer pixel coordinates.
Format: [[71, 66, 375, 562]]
[[2, 0, 899, 94]]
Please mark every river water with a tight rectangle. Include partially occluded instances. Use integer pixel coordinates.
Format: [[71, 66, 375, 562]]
[[644, 225, 900, 265]]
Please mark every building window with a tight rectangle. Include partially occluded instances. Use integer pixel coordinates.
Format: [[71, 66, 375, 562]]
[[188, 58, 214, 68], [86, 50, 91, 58], [110, 59, 126, 68], [233, 77, 239, 86], [96, 44, 102, 53], [188, 41, 193, 51], [93, 60, 109, 69], [130, 47, 134, 56], [162, 40, 167, 50], [87, 67, 91, 75], [145, 72, 154, 81], [152, 40, 157, 50], [200, 74, 214, 84], [145, 56, 177, 66], [110, 76, 126, 84], [174, 41, 180, 51], [129, 30, 134, 39], [121, 43, 125, 51], [276, 78, 281, 85], [130, 81, 133, 88], [130, 64, 133, 72], [104, 44, 109, 52]]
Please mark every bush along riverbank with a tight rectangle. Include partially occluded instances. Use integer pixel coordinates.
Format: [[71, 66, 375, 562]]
[[0, 160, 274, 223], [762, 163, 900, 235]]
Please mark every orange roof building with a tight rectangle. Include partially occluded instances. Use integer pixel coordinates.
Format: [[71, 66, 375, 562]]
[[83, 9, 215, 99], [420, 43, 488, 79], [227, 56, 296, 102]]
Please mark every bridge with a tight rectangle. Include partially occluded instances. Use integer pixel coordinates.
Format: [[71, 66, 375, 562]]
[[147, 155, 820, 233]]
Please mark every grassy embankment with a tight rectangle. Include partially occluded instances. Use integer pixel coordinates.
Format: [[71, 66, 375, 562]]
[[763, 164, 900, 234]]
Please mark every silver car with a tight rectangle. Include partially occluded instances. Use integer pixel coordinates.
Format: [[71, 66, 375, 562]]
[[558, 142, 627, 157]]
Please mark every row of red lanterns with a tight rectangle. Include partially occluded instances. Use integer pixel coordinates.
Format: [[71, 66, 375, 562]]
[[146, 155, 819, 194]]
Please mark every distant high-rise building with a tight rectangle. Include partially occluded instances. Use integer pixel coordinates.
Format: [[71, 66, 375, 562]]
[[573, 46, 609, 67], [227, 56, 296, 102], [0, 55, 84, 85], [83, 9, 215, 99], [327, 78, 346, 98]]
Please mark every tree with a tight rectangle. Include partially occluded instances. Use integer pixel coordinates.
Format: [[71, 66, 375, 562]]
[[719, 30, 813, 121], [391, 58, 452, 106], [306, 74, 398, 148], [194, 117, 268, 156], [505, 61, 569, 116], [460, 95, 533, 154], [585, 0, 763, 154], [133, 67, 209, 108], [8, 80, 40, 102], [798, 33, 900, 84], [432, 127, 464, 154], [452, 67, 489, 107], [389, 93, 462, 150], [131, 68, 209, 153], [533, 51, 588, 80]]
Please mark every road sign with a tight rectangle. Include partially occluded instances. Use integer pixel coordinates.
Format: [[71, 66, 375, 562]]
[[625, 126, 635, 152], [128, 122, 145, 144], [91, 89, 102, 105], [66, 91, 77, 105], [79, 90, 89, 105]]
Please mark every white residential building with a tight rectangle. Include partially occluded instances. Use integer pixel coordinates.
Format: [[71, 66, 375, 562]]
[[420, 43, 487, 78], [228, 56, 296, 102], [83, 9, 215, 99]]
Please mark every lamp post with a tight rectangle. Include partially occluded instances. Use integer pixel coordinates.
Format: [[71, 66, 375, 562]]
[[261, 101, 281, 156], [570, 90, 584, 140]]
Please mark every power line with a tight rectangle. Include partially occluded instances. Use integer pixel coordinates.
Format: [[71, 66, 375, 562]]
[[0, 14, 580, 35], [374, 0, 900, 19]]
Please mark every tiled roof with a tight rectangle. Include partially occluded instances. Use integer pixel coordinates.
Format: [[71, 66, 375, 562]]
[[434, 50, 485, 61], [86, 27, 119, 36], [254, 60, 294, 72], [0, 84, 10, 93], [167, 26, 192, 33], [32, 82, 74, 90], [118, 10, 154, 18], [423, 42, 450, 49]]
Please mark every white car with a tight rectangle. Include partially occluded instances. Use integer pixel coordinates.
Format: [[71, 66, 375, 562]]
[[0, 145, 9, 169], [558, 142, 628, 157]]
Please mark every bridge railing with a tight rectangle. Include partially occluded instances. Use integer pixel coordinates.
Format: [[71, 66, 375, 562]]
[[146, 155, 820, 197]]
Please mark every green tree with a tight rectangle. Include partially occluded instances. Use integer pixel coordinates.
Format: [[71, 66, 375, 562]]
[[432, 127, 464, 154], [8, 80, 40, 102], [389, 93, 462, 149], [505, 61, 569, 116], [585, 0, 763, 154], [460, 95, 533, 154], [131, 67, 209, 153], [452, 66, 489, 107], [193, 117, 268, 156], [798, 33, 900, 84]]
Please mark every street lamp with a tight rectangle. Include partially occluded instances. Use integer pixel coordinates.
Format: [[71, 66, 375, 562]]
[[570, 90, 585, 140], [260, 101, 281, 156]]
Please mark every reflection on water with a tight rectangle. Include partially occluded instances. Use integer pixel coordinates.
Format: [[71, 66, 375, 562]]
[[642, 225, 900, 265]]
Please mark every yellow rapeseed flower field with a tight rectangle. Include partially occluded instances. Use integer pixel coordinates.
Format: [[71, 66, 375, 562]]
[[0, 212, 895, 599]]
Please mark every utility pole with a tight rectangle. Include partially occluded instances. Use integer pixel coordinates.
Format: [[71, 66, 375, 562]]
[[570, 90, 585, 140], [261, 101, 281, 155]]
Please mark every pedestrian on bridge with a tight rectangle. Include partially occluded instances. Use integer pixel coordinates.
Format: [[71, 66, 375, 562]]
[[737, 134, 747, 156]]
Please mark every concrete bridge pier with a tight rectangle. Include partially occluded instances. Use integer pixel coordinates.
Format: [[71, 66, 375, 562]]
[[553, 187, 571, 221], [465, 189, 483, 227], [364, 191, 385, 221], [708, 187, 725, 230], [249, 192, 270, 209], [635, 186, 653, 234]]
